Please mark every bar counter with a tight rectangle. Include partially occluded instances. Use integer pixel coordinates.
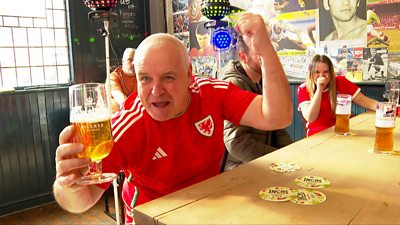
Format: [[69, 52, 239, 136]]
[[134, 111, 400, 224]]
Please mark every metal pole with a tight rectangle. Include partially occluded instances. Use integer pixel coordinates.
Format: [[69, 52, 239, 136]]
[[113, 177, 121, 225], [104, 18, 120, 225], [104, 19, 112, 115]]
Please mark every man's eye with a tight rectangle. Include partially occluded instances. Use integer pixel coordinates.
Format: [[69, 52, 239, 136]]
[[139, 77, 150, 83], [164, 76, 175, 82]]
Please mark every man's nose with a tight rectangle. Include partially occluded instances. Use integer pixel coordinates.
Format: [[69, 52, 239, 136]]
[[151, 80, 165, 97]]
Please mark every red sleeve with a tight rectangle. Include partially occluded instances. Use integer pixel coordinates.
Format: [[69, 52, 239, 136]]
[[223, 82, 257, 125], [297, 82, 311, 110], [336, 76, 360, 98]]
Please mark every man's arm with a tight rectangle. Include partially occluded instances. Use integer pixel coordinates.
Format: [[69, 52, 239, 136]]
[[53, 126, 105, 213], [108, 71, 127, 106], [236, 13, 292, 130]]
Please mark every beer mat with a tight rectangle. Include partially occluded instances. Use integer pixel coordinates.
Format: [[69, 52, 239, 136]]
[[290, 189, 326, 205], [294, 175, 330, 189], [259, 187, 297, 202], [270, 162, 301, 173]]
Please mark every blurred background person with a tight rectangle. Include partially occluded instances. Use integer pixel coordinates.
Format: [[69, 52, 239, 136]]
[[222, 36, 292, 171], [108, 48, 137, 113]]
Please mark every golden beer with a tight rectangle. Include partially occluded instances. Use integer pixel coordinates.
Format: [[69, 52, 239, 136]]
[[71, 113, 113, 162], [335, 114, 350, 135], [335, 94, 352, 135], [374, 126, 394, 153]]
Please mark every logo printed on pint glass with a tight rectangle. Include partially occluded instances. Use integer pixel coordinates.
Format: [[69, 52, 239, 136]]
[[194, 115, 214, 137]]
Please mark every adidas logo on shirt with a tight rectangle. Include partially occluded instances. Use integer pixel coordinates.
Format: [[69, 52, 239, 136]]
[[152, 147, 168, 160]]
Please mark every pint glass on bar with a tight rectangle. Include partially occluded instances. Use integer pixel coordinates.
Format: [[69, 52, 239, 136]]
[[69, 83, 116, 185], [374, 102, 396, 154], [335, 94, 352, 135]]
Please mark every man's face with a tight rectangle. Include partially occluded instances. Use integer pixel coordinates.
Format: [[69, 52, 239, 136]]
[[243, 48, 262, 76], [135, 41, 192, 121], [122, 51, 135, 76], [328, 0, 359, 22], [196, 33, 210, 50]]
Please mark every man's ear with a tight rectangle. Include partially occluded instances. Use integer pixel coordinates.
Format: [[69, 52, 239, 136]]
[[238, 52, 247, 63], [323, 0, 330, 10]]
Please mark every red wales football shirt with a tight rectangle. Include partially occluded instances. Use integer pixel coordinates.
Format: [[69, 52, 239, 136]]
[[297, 76, 360, 136], [100, 76, 256, 222]]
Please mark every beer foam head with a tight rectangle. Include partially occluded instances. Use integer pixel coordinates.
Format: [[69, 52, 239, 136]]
[[70, 108, 110, 123]]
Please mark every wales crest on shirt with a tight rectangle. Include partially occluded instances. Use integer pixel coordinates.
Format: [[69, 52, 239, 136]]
[[194, 115, 214, 137]]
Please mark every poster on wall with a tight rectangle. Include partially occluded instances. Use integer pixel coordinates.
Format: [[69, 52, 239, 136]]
[[268, 1, 317, 55], [279, 55, 313, 81], [362, 47, 388, 81], [367, 1, 400, 52], [189, 21, 218, 77], [185, 0, 400, 82], [388, 52, 400, 78], [336, 46, 364, 82], [319, 0, 367, 49]]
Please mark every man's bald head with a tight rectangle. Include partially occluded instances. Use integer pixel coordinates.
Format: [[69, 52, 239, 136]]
[[134, 33, 189, 67]]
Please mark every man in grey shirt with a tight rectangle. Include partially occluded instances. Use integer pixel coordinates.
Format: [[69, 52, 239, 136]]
[[222, 36, 293, 171]]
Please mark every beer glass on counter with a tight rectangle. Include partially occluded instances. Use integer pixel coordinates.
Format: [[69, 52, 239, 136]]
[[335, 94, 352, 135], [69, 83, 116, 185], [374, 101, 396, 154]]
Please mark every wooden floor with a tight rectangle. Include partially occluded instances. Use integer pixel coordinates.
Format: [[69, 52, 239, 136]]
[[0, 196, 118, 225]]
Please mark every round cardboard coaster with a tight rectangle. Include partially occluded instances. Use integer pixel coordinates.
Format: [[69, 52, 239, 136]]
[[290, 189, 327, 205], [259, 186, 297, 202], [270, 162, 301, 173], [294, 175, 331, 189]]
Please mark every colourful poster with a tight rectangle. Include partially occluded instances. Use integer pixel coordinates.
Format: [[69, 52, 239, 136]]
[[362, 47, 389, 81], [367, 1, 400, 52]]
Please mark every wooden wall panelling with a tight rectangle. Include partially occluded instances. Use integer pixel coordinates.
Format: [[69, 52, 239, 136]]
[[0, 88, 69, 216]]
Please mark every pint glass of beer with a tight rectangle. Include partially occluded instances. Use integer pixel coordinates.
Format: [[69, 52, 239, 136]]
[[335, 94, 352, 135], [69, 83, 116, 185], [374, 102, 396, 154]]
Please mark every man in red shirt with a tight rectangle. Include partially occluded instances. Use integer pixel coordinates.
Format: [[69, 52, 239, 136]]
[[53, 13, 292, 223], [108, 48, 137, 113]]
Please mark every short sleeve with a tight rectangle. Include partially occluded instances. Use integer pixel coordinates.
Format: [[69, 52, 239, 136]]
[[223, 82, 257, 125], [336, 76, 360, 99], [297, 83, 311, 111]]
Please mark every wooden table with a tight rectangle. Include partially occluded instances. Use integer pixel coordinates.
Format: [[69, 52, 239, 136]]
[[134, 112, 400, 224]]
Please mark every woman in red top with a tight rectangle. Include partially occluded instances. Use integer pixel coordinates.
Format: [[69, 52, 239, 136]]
[[297, 54, 376, 136]]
